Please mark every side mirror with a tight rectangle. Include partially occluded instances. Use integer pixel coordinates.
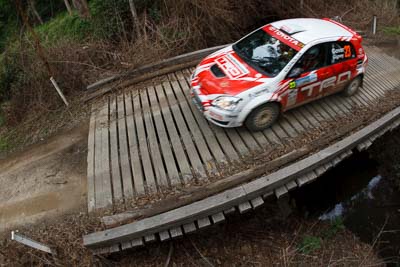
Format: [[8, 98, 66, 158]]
[[288, 67, 303, 79]]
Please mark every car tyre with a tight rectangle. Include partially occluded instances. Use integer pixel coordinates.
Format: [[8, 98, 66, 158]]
[[245, 102, 280, 132], [343, 76, 361, 96]]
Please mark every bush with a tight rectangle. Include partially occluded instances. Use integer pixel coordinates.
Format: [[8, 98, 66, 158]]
[[36, 12, 92, 44], [298, 235, 322, 254]]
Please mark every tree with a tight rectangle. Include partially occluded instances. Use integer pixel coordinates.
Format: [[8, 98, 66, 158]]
[[28, 0, 43, 25], [128, 0, 141, 37], [71, 0, 90, 19], [63, 0, 73, 15]]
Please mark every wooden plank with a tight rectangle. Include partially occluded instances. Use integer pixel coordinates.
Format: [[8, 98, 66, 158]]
[[117, 93, 135, 197], [238, 201, 252, 213], [223, 207, 236, 215], [314, 165, 326, 176], [262, 127, 281, 144], [141, 87, 169, 188], [274, 186, 288, 198], [290, 109, 312, 129], [121, 241, 132, 250], [131, 238, 144, 247], [110, 244, 120, 253], [108, 95, 123, 200], [149, 85, 180, 186], [208, 123, 240, 161], [304, 104, 325, 123], [319, 99, 339, 119], [271, 123, 289, 139], [311, 101, 332, 121], [163, 81, 206, 177], [278, 117, 298, 138], [197, 217, 211, 228], [285, 180, 297, 191], [262, 191, 273, 200], [125, 92, 145, 195], [144, 234, 156, 243], [284, 112, 306, 133], [134, 90, 157, 192], [249, 130, 271, 147], [236, 127, 262, 151], [225, 128, 249, 155], [296, 174, 309, 187], [87, 106, 97, 211], [183, 223, 197, 234], [169, 227, 183, 238], [169, 77, 216, 175], [93, 104, 103, 210], [211, 212, 225, 224], [250, 196, 264, 209], [307, 171, 318, 182], [96, 100, 113, 209], [297, 106, 320, 127], [178, 74, 228, 163], [159, 231, 171, 242], [156, 82, 192, 182]]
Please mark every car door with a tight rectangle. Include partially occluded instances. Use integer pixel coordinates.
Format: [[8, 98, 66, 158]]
[[326, 41, 358, 93], [283, 43, 333, 109]]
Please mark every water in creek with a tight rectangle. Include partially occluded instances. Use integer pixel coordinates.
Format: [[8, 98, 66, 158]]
[[292, 151, 400, 265]]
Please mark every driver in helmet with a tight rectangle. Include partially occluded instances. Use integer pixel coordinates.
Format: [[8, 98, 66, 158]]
[[300, 46, 321, 71]]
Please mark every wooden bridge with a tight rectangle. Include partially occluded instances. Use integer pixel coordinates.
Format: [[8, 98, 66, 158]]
[[83, 46, 400, 254]]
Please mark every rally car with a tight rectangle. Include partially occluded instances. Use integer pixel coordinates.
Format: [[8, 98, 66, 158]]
[[190, 18, 368, 131]]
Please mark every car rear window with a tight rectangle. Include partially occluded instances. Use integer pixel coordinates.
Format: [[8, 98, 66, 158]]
[[329, 41, 356, 64]]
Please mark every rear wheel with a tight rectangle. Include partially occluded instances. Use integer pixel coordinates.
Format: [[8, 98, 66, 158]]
[[343, 76, 361, 96], [245, 103, 280, 132]]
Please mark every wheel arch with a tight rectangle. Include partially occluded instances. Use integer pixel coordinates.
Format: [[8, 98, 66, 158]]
[[237, 97, 282, 125]]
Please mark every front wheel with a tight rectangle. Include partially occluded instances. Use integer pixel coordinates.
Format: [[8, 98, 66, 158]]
[[245, 102, 280, 132], [343, 76, 361, 96]]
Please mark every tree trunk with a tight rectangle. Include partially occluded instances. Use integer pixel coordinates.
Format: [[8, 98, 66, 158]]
[[72, 0, 91, 19], [128, 0, 141, 37], [28, 0, 43, 25], [64, 0, 73, 15]]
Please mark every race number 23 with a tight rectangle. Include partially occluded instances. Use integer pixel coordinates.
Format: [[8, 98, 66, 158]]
[[344, 45, 351, 58]]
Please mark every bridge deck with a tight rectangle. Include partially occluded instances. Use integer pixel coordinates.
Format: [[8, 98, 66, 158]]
[[87, 47, 400, 212]]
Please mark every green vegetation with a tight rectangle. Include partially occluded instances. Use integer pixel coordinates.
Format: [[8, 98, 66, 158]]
[[298, 235, 322, 254], [383, 26, 400, 35], [36, 12, 92, 44], [297, 217, 346, 254], [323, 217, 346, 239]]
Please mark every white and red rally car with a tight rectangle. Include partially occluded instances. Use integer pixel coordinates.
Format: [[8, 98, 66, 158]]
[[190, 18, 368, 131]]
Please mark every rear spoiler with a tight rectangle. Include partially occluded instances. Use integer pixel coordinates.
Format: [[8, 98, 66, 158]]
[[323, 18, 363, 42]]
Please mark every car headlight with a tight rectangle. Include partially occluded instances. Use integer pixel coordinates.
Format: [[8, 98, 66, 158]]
[[212, 96, 241, 111]]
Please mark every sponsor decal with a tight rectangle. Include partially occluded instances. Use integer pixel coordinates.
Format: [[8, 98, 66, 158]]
[[289, 81, 296, 89], [215, 52, 249, 79], [300, 71, 351, 97], [332, 47, 344, 61], [295, 73, 318, 87], [263, 25, 305, 51]]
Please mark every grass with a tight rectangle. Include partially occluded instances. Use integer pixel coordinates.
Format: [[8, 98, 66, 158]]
[[298, 235, 322, 254], [382, 26, 400, 36], [0, 135, 9, 152], [35, 12, 92, 44]]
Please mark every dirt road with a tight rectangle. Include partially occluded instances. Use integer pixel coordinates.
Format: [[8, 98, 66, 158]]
[[0, 123, 88, 232]]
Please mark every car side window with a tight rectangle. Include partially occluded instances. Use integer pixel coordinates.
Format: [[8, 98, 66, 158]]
[[288, 44, 327, 78], [329, 41, 356, 64]]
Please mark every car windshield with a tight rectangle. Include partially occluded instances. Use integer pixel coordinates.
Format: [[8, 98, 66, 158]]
[[232, 29, 298, 77]]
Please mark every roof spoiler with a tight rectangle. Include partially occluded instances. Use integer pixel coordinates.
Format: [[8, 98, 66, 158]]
[[323, 18, 363, 43]]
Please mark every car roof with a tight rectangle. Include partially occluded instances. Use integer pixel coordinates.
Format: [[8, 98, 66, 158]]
[[270, 18, 353, 45]]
